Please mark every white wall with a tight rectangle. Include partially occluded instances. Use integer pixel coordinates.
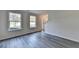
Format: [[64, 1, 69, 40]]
[[0, 10, 42, 40], [45, 10, 79, 42]]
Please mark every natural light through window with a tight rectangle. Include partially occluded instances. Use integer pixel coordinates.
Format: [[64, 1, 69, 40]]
[[30, 16, 36, 28], [9, 12, 22, 31]]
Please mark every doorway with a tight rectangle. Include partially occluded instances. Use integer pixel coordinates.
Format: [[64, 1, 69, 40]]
[[41, 14, 48, 32]]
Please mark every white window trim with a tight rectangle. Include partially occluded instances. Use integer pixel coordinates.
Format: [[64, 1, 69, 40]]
[[30, 15, 37, 29], [8, 12, 22, 31]]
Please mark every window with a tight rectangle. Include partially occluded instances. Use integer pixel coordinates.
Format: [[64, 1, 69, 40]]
[[9, 12, 22, 31], [30, 16, 36, 28]]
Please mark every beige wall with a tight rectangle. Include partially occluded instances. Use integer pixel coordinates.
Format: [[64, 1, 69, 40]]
[[45, 10, 79, 42], [39, 14, 48, 30], [0, 10, 42, 40]]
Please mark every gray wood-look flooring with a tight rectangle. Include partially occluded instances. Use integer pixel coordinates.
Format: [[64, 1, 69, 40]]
[[0, 32, 79, 48]]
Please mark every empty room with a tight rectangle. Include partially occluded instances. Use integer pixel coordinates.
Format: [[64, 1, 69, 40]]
[[0, 10, 79, 48]]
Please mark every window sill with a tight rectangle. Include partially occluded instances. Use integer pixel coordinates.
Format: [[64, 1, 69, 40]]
[[8, 28, 23, 32], [30, 27, 36, 29]]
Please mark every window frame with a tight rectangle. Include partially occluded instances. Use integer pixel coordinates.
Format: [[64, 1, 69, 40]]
[[8, 12, 22, 31], [29, 15, 37, 29]]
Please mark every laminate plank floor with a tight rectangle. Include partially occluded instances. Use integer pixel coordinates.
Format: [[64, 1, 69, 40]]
[[0, 32, 79, 48]]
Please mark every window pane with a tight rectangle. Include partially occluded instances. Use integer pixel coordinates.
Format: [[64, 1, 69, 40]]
[[15, 22, 21, 29], [9, 22, 21, 29], [9, 12, 21, 21], [30, 23, 36, 28], [9, 22, 16, 28], [30, 16, 36, 22]]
